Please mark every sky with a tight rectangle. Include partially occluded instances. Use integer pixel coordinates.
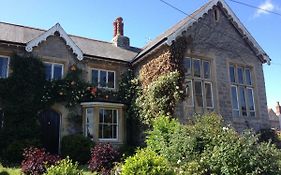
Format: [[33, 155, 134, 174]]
[[0, 0, 280, 110]]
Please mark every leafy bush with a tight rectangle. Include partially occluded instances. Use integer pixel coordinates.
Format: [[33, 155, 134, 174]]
[[121, 148, 174, 175], [258, 128, 281, 148], [136, 71, 182, 125], [88, 143, 120, 175], [44, 156, 82, 175], [21, 147, 60, 175], [61, 134, 93, 164], [145, 113, 281, 175], [146, 116, 196, 164]]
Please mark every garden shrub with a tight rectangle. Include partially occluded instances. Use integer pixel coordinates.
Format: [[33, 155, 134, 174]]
[[136, 71, 182, 125], [258, 128, 281, 148], [146, 116, 197, 164], [88, 143, 120, 175], [1, 139, 40, 165], [145, 113, 281, 175], [121, 148, 174, 175], [61, 134, 93, 164], [21, 147, 60, 175], [44, 156, 82, 175]]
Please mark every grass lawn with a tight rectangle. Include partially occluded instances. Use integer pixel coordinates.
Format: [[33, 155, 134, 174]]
[[0, 165, 97, 175], [0, 165, 21, 175]]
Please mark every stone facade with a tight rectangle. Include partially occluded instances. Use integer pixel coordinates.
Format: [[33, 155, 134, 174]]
[[0, 0, 271, 150], [134, 6, 270, 131]]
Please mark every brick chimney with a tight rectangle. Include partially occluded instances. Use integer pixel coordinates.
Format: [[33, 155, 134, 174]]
[[112, 17, 130, 48], [276, 101, 281, 116]]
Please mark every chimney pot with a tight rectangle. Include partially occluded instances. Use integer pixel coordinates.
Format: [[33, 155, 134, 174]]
[[112, 17, 130, 48]]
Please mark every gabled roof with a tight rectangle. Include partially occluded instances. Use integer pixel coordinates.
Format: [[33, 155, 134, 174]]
[[134, 0, 270, 64], [0, 22, 140, 62], [25, 23, 84, 60]]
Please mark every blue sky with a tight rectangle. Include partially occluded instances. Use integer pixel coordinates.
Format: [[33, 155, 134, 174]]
[[0, 0, 280, 110]]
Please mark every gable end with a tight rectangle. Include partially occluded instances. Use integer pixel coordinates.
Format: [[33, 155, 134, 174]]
[[25, 23, 84, 61]]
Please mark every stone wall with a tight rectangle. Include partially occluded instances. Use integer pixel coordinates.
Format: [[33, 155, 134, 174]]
[[134, 5, 270, 131]]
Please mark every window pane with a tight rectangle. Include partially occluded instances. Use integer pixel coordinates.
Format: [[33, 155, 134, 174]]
[[99, 109, 103, 123], [112, 125, 117, 138], [113, 110, 117, 123], [193, 59, 201, 77], [231, 86, 239, 110], [245, 69, 252, 85], [104, 109, 112, 123], [53, 64, 63, 80], [185, 81, 193, 106], [194, 81, 203, 107], [0, 57, 8, 78], [183, 57, 192, 76], [99, 124, 103, 138], [91, 70, 99, 86], [100, 71, 107, 87], [85, 108, 94, 138], [247, 88, 255, 111], [229, 65, 235, 83], [203, 61, 210, 79], [44, 63, 52, 81], [103, 125, 112, 138], [239, 87, 247, 116], [108, 71, 115, 88], [205, 82, 213, 108], [237, 67, 244, 84]]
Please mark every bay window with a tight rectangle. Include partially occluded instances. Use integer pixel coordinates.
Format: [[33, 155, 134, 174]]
[[85, 108, 94, 139], [229, 64, 255, 117], [99, 109, 118, 140], [183, 57, 213, 109]]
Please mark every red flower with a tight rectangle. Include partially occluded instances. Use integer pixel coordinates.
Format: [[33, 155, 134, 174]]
[[90, 87, 97, 95]]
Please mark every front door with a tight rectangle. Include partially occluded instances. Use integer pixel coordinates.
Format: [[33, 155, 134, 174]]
[[39, 109, 60, 154]]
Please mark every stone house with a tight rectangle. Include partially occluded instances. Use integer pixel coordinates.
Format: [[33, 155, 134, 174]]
[[0, 0, 270, 153], [268, 102, 281, 130]]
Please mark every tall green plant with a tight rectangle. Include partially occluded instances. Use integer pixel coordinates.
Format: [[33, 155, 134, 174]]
[[0, 55, 45, 164], [136, 71, 182, 125]]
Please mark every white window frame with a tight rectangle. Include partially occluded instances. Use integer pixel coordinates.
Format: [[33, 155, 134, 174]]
[[229, 64, 255, 117], [91, 68, 116, 90], [205, 81, 214, 109], [231, 85, 240, 116], [98, 108, 118, 141], [0, 55, 10, 79], [44, 62, 64, 81], [185, 80, 194, 107]]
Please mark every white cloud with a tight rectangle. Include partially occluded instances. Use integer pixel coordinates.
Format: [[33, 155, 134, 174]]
[[255, 0, 275, 17]]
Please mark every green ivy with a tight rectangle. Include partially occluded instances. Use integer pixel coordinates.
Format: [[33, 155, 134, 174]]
[[136, 71, 182, 126]]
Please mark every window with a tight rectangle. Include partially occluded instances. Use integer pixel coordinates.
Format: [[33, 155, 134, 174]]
[[99, 109, 118, 140], [0, 56, 9, 78], [229, 64, 255, 117], [91, 69, 115, 89], [85, 108, 94, 139], [183, 57, 213, 109], [44, 62, 63, 81]]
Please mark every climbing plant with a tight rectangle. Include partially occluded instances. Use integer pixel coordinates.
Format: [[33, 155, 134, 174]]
[[136, 71, 183, 126], [0, 55, 45, 164]]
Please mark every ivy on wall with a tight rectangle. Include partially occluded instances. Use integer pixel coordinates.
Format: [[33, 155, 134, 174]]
[[0, 55, 120, 163]]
